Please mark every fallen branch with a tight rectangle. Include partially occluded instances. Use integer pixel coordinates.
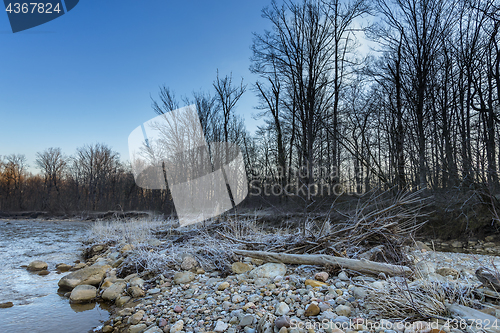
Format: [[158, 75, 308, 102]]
[[234, 249, 412, 276]]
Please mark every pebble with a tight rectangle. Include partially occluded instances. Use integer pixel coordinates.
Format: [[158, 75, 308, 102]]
[[275, 316, 292, 329], [275, 302, 290, 315], [305, 303, 320, 316], [214, 320, 229, 332], [315, 272, 329, 282], [218, 282, 230, 290]]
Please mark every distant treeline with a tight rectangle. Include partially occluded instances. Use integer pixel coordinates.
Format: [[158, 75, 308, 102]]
[[2, 0, 500, 213]]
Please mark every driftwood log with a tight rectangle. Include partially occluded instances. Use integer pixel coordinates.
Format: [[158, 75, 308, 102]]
[[234, 249, 412, 277], [476, 267, 500, 291]]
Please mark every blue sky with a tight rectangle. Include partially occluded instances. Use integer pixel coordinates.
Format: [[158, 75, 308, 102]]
[[0, 0, 271, 172]]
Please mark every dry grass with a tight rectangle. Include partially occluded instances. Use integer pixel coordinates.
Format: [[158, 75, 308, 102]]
[[366, 278, 479, 320]]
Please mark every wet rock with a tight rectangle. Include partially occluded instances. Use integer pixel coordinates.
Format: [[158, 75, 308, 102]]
[[58, 264, 110, 290], [305, 303, 320, 316], [102, 281, 126, 302], [115, 296, 130, 307], [0, 302, 13, 308], [56, 263, 72, 272], [102, 325, 113, 333], [37, 270, 50, 276], [70, 262, 86, 271], [315, 272, 329, 282], [69, 285, 97, 303], [173, 271, 195, 284], [27, 260, 48, 271], [232, 262, 253, 274], [250, 263, 286, 279]]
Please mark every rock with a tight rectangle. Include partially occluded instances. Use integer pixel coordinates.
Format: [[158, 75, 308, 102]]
[[305, 279, 327, 288], [37, 270, 50, 276], [275, 302, 290, 316], [147, 288, 160, 294], [352, 286, 367, 298], [69, 285, 97, 303], [239, 314, 255, 327], [319, 310, 336, 321], [129, 277, 145, 287], [0, 302, 13, 308], [218, 281, 230, 291], [144, 326, 163, 333], [170, 320, 184, 333], [232, 294, 245, 303], [120, 244, 134, 253], [250, 263, 286, 279], [214, 320, 229, 332], [338, 271, 349, 281], [128, 310, 145, 325], [305, 303, 320, 316], [159, 318, 168, 327], [56, 263, 72, 272], [181, 256, 198, 270], [257, 312, 276, 333], [436, 267, 460, 279], [251, 258, 264, 266], [101, 280, 113, 289], [451, 241, 462, 248], [275, 316, 291, 329], [27, 260, 48, 271], [58, 265, 110, 290], [102, 281, 126, 301], [173, 271, 195, 284], [232, 262, 253, 274], [128, 324, 147, 333], [102, 325, 113, 333], [278, 327, 288, 333], [415, 241, 432, 251], [71, 262, 86, 271], [404, 321, 431, 333], [115, 296, 130, 307], [325, 326, 345, 333], [128, 286, 145, 298], [315, 272, 329, 282], [174, 305, 183, 313], [335, 305, 351, 316], [87, 244, 107, 257]]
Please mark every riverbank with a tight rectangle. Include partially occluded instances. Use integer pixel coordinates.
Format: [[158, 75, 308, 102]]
[[46, 217, 500, 333]]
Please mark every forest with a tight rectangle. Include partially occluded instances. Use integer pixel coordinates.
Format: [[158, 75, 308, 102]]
[[1, 0, 499, 220]]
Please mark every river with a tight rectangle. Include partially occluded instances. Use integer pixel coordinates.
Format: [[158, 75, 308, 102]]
[[0, 219, 110, 333]]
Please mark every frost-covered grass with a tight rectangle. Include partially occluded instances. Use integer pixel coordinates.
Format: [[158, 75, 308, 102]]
[[85, 217, 174, 245]]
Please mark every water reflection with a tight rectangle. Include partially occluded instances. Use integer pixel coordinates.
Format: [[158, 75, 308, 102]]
[[0, 220, 110, 333]]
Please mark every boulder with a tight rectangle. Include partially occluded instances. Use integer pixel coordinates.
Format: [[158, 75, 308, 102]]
[[69, 285, 97, 303], [115, 296, 130, 307], [27, 260, 48, 271], [58, 264, 110, 290], [102, 281, 126, 302], [249, 263, 286, 279]]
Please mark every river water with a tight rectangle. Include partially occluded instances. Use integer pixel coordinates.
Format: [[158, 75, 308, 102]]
[[0, 219, 110, 333]]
